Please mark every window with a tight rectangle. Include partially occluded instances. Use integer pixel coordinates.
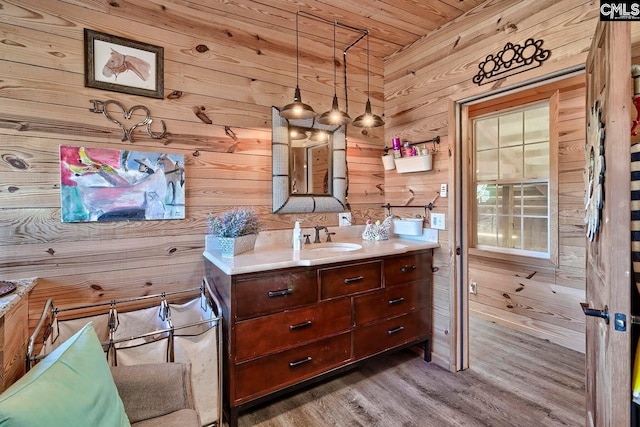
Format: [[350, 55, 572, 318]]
[[473, 102, 550, 258]]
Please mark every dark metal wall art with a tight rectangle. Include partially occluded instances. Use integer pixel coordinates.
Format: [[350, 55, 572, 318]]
[[473, 38, 551, 86], [89, 99, 167, 143]]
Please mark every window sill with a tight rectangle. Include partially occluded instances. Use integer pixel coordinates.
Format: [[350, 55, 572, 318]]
[[468, 247, 559, 269]]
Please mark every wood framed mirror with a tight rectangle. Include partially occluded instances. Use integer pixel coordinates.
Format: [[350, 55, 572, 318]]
[[272, 107, 347, 213]]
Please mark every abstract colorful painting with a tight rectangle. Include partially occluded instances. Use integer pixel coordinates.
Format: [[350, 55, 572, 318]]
[[60, 146, 185, 222]]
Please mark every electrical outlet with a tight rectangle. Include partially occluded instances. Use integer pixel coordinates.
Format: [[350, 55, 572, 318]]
[[469, 281, 477, 295], [440, 184, 448, 198], [431, 213, 445, 230], [339, 212, 352, 227]]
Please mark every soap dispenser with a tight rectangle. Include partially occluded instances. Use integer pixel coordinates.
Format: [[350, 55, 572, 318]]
[[292, 219, 302, 251]]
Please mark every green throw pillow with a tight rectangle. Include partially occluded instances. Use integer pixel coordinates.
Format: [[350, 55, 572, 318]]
[[0, 322, 130, 426]]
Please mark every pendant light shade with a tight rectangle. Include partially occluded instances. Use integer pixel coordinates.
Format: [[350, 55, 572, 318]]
[[318, 94, 352, 125], [280, 11, 316, 120], [309, 130, 329, 142], [352, 99, 385, 128], [280, 86, 316, 120], [318, 21, 351, 126], [352, 32, 384, 128], [289, 126, 308, 140]]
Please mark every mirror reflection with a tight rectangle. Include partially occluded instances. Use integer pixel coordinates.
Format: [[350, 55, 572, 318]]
[[272, 107, 347, 214], [290, 127, 332, 195]]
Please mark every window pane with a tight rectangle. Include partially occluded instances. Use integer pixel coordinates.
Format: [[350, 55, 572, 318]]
[[523, 217, 548, 252], [525, 106, 549, 143], [524, 142, 549, 178], [475, 118, 498, 150], [522, 183, 548, 216], [499, 112, 522, 147], [499, 145, 523, 179], [496, 184, 511, 215], [477, 184, 496, 215], [510, 216, 522, 249], [477, 214, 496, 246], [496, 214, 512, 248], [511, 184, 523, 216], [477, 150, 498, 181]]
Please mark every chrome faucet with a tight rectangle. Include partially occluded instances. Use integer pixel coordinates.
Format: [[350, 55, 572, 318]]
[[313, 225, 328, 243]]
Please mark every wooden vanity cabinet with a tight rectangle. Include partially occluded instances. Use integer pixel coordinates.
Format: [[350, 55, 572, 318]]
[[205, 249, 432, 427]]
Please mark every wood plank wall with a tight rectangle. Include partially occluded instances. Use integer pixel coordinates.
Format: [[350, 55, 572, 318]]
[[0, 1, 387, 331], [384, 0, 599, 366]]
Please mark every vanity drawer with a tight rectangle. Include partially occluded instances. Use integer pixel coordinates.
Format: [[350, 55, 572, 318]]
[[384, 252, 431, 287], [234, 332, 351, 403], [235, 269, 317, 320], [235, 298, 352, 362], [353, 309, 430, 359], [354, 282, 428, 325], [319, 260, 382, 299]]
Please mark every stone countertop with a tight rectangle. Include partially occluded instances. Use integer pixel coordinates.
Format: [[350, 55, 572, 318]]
[[0, 277, 37, 318], [203, 235, 439, 275]]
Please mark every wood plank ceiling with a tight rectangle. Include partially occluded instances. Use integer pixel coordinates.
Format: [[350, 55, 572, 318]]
[[166, 0, 486, 124], [180, 0, 485, 60]]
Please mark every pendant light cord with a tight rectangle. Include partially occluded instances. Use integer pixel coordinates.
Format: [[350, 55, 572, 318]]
[[296, 11, 300, 87], [333, 20, 337, 96], [343, 50, 348, 113], [366, 31, 370, 100]]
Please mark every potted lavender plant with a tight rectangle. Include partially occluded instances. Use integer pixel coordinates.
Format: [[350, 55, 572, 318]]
[[206, 208, 263, 257]]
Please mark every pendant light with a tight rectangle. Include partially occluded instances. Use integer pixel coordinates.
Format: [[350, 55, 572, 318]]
[[352, 32, 385, 128], [309, 129, 329, 142], [280, 11, 316, 120], [289, 126, 308, 140], [318, 20, 351, 126]]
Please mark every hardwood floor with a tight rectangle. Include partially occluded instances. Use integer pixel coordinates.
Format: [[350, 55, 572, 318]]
[[234, 316, 585, 427]]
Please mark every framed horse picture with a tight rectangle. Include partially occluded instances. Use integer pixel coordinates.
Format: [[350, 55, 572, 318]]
[[84, 29, 164, 99]]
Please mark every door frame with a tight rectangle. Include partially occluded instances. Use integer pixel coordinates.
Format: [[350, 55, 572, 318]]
[[451, 66, 585, 371]]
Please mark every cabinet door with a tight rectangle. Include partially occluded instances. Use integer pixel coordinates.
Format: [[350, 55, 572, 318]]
[[235, 298, 351, 362], [353, 309, 430, 359], [234, 333, 351, 403], [235, 269, 317, 320], [319, 260, 382, 299], [354, 282, 428, 325], [384, 252, 432, 287]]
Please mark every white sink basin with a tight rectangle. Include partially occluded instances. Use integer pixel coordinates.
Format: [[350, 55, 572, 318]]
[[306, 242, 363, 252]]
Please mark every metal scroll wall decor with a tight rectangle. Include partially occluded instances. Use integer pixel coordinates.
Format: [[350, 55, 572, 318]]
[[473, 38, 550, 86], [89, 99, 167, 143], [585, 101, 605, 242]]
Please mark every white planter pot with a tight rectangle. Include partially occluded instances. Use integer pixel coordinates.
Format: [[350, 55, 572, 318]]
[[217, 234, 258, 257], [205, 235, 220, 252]]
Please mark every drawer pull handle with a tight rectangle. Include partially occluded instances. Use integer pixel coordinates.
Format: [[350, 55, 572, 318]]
[[388, 297, 405, 306], [289, 356, 312, 368], [401, 265, 417, 273], [289, 320, 312, 331], [387, 326, 404, 335], [268, 288, 293, 298], [344, 275, 364, 284]]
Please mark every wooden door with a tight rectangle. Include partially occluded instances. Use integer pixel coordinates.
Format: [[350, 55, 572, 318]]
[[584, 21, 631, 427]]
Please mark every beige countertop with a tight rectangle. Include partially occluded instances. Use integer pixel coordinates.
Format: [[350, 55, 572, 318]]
[[0, 277, 37, 318], [203, 235, 439, 275]]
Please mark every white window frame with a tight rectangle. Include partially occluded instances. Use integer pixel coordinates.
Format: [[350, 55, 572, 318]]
[[467, 92, 559, 266]]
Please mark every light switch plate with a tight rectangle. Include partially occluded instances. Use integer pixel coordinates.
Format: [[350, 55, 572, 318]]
[[431, 213, 445, 230], [339, 212, 352, 226], [440, 184, 447, 198]]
